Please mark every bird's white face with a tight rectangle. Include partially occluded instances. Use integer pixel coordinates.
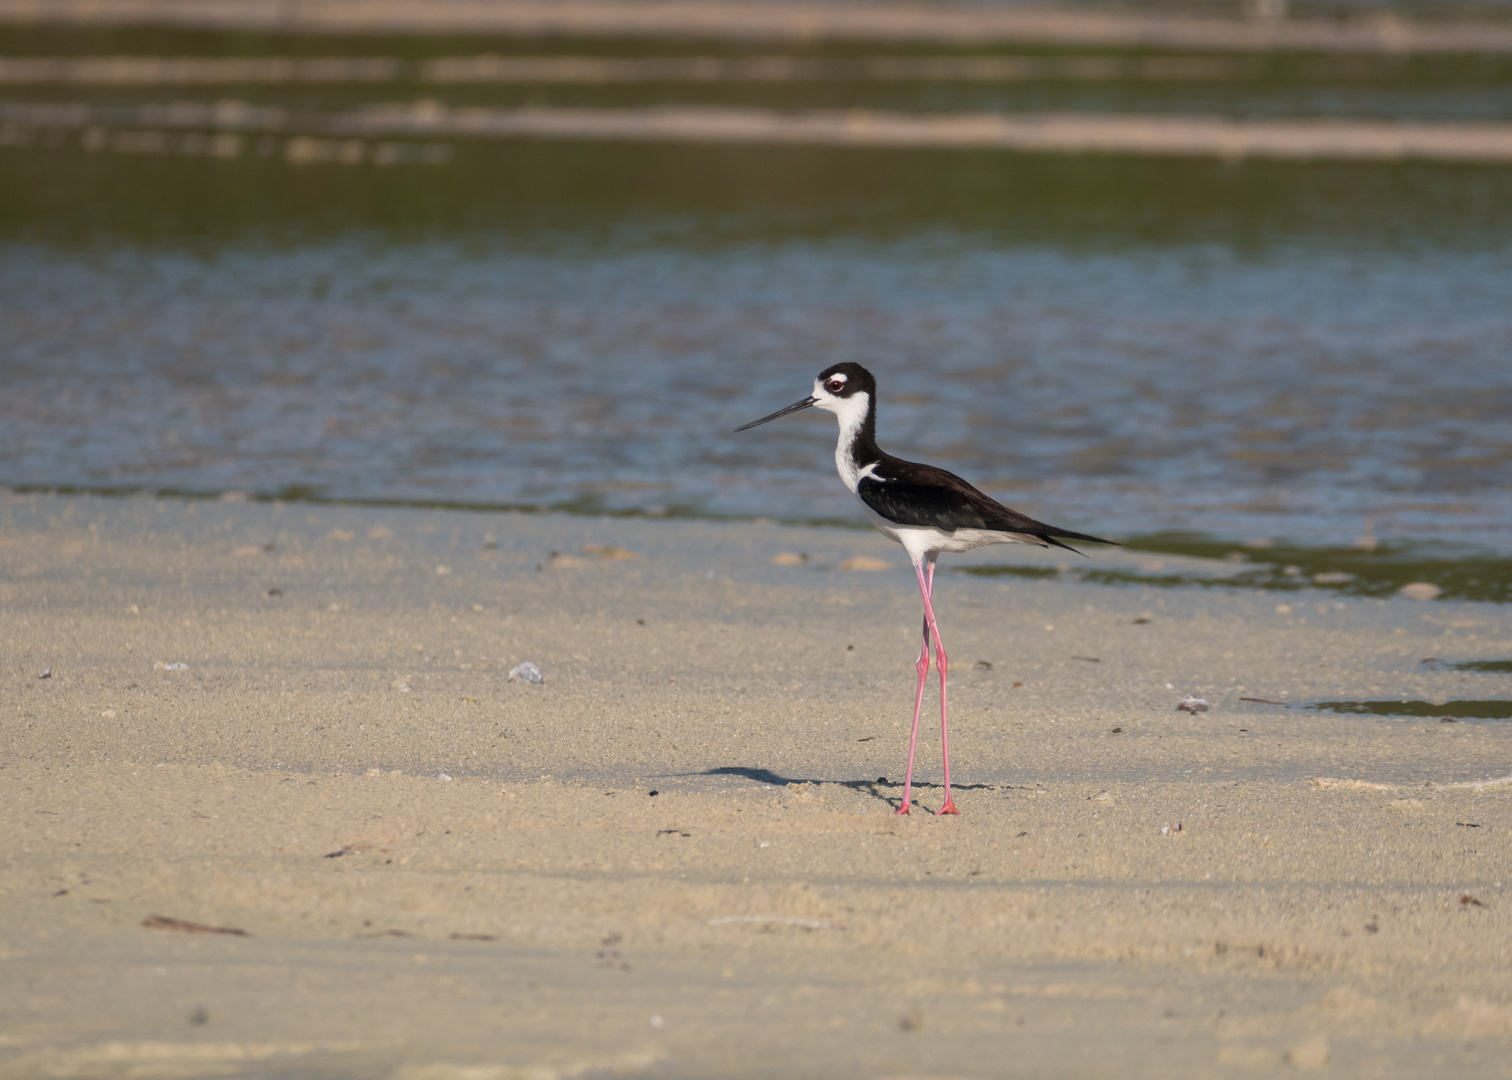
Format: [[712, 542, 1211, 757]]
[[812, 372, 870, 434], [734, 364, 873, 436]]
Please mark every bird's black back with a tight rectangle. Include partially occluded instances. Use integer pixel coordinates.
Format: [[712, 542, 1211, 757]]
[[858, 454, 1115, 553]]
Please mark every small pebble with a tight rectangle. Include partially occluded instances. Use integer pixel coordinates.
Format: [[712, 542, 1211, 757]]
[[1399, 581, 1441, 601], [438, 773, 452, 781], [839, 556, 890, 571], [1285, 1032, 1329, 1069], [38, 668, 51, 679], [1176, 696, 1209, 714], [771, 552, 808, 566], [508, 661, 545, 684]]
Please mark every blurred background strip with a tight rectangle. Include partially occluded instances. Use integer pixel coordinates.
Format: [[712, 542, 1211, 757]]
[[8, 101, 1512, 161], [5, 0, 1512, 53]]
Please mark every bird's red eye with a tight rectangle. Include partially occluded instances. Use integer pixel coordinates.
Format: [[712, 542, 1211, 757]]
[[826, 380, 844, 393]]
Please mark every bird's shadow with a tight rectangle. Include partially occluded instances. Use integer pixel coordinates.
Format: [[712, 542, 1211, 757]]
[[697, 766, 998, 814]]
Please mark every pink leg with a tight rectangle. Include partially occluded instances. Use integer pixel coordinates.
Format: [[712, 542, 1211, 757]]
[[916, 559, 958, 815], [895, 591, 932, 816]]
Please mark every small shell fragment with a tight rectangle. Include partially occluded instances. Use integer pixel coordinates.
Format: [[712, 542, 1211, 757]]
[[1176, 695, 1209, 713], [1399, 582, 1441, 601], [508, 661, 545, 684], [583, 544, 638, 560]]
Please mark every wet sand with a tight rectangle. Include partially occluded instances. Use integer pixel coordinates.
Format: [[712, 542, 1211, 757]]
[[2, 492, 1510, 1078]]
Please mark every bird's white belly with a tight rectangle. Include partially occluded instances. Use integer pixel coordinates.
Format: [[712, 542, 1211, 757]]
[[854, 496, 1033, 563]]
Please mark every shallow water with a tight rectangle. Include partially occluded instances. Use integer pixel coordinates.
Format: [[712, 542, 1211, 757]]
[[962, 536, 1512, 603], [1307, 700, 1512, 719], [3, 30, 1512, 569]]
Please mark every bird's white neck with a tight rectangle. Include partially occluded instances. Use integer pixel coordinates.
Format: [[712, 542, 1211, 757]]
[[830, 392, 873, 493]]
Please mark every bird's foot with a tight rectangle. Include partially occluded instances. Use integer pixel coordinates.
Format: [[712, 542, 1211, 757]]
[[894, 803, 911, 816], [936, 800, 960, 816]]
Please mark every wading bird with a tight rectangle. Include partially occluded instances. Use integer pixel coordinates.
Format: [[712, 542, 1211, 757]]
[[737, 363, 1114, 815]]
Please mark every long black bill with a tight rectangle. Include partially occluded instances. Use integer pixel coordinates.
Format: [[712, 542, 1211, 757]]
[[735, 396, 817, 432]]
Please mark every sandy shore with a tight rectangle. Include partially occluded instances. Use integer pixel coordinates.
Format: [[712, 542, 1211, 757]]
[[2, 491, 1509, 1078]]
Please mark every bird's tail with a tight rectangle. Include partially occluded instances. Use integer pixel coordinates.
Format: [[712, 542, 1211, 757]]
[[1039, 527, 1119, 557]]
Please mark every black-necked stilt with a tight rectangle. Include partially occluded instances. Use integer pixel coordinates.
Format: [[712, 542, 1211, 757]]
[[737, 362, 1115, 815]]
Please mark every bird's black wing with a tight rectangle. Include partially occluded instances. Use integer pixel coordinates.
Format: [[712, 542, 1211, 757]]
[[857, 457, 1117, 553]]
